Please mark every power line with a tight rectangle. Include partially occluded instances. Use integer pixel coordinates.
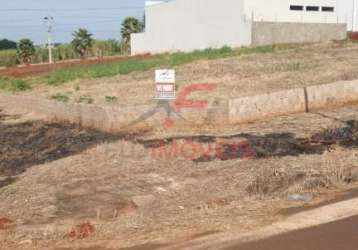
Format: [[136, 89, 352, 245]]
[[1, 20, 120, 26], [0, 13, 142, 19], [0, 14, 143, 27], [0, 7, 144, 12], [0, 19, 135, 27], [0, 9, 144, 42], [0, 14, 143, 22]]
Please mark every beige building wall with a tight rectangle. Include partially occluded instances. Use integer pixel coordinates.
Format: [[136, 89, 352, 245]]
[[132, 0, 252, 54]]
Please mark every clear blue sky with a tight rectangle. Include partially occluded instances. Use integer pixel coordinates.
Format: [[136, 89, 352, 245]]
[[0, 0, 145, 44]]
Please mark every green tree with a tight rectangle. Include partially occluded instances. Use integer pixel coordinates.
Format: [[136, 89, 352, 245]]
[[16, 39, 35, 65], [121, 17, 144, 54], [0, 39, 17, 50], [71, 28, 94, 58]]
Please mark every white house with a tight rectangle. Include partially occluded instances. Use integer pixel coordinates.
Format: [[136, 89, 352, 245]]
[[131, 0, 354, 55]]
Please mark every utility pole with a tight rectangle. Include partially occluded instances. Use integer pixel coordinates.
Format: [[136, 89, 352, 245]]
[[44, 16, 54, 64], [353, 0, 357, 31]]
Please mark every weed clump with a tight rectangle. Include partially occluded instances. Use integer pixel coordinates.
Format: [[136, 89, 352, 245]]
[[78, 95, 94, 104], [50, 93, 69, 102], [0, 77, 31, 91], [105, 96, 118, 103]]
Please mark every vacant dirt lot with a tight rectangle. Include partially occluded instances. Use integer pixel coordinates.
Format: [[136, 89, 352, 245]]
[[2, 41, 358, 249], [17, 41, 358, 107], [1, 103, 358, 249]]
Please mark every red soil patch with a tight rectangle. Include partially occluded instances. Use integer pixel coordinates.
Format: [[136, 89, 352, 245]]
[[0, 217, 14, 229], [0, 53, 152, 78], [69, 222, 95, 239], [350, 32, 358, 41]]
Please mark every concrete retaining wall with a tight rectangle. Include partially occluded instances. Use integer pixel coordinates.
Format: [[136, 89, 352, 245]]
[[0, 94, 160, 132], [252, 22, 347, 46], [0, 94, 222, 132], [229, 80, 358, 124], [306, 81, 358, 110], [1, 80, 358, 132], [229, 88, 306, 124]]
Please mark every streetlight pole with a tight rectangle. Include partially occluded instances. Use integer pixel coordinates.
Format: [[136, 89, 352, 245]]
[[353, 0, 357, 31], [44, 16, 54, 64]]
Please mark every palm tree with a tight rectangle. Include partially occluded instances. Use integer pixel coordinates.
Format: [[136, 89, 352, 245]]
[[71, 28, 94, 58], [121, 17, 144, 54], [16, 39, 35, 65]]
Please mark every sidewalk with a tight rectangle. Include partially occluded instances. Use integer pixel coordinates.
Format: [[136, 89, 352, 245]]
[[159, 195, 358, 250]]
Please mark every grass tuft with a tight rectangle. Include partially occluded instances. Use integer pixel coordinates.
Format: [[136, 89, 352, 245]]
[[105, 96, 118, 103], [50, 93, 69, 102], [78, 95, 94, 104], [0, 77, 32, 91]]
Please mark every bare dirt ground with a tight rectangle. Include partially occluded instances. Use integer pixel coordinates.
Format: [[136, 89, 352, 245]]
[[2, 41, 358, 249], [19, 41, 358, 107], [1, 102, 358, 249]]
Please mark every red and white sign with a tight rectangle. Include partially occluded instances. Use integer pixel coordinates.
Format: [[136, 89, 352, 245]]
[[155, 69, 175, 100]]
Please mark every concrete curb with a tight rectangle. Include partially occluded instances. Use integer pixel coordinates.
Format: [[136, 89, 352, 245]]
[[158, 197, 358, 250]]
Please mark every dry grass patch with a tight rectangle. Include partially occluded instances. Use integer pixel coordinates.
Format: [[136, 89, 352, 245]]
[[246, 149, 358, 198], [16, 41, 358, 107]]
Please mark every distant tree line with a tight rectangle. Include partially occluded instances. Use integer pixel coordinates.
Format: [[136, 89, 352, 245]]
[[0, 39, 17, 50], [0, 16, 144, 67]]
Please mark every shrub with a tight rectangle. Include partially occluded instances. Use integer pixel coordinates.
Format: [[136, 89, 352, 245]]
[[0, 49, 18, 67], [93, 39, 121, 57]]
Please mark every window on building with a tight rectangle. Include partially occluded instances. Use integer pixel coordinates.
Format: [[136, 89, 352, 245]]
[[322, 6, 334, 12], [306, 6, 319, 11], [290, 5, 304, 11]]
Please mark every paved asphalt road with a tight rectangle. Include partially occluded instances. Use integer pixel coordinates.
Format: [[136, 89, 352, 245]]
[[223, 215, 358, 250]]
